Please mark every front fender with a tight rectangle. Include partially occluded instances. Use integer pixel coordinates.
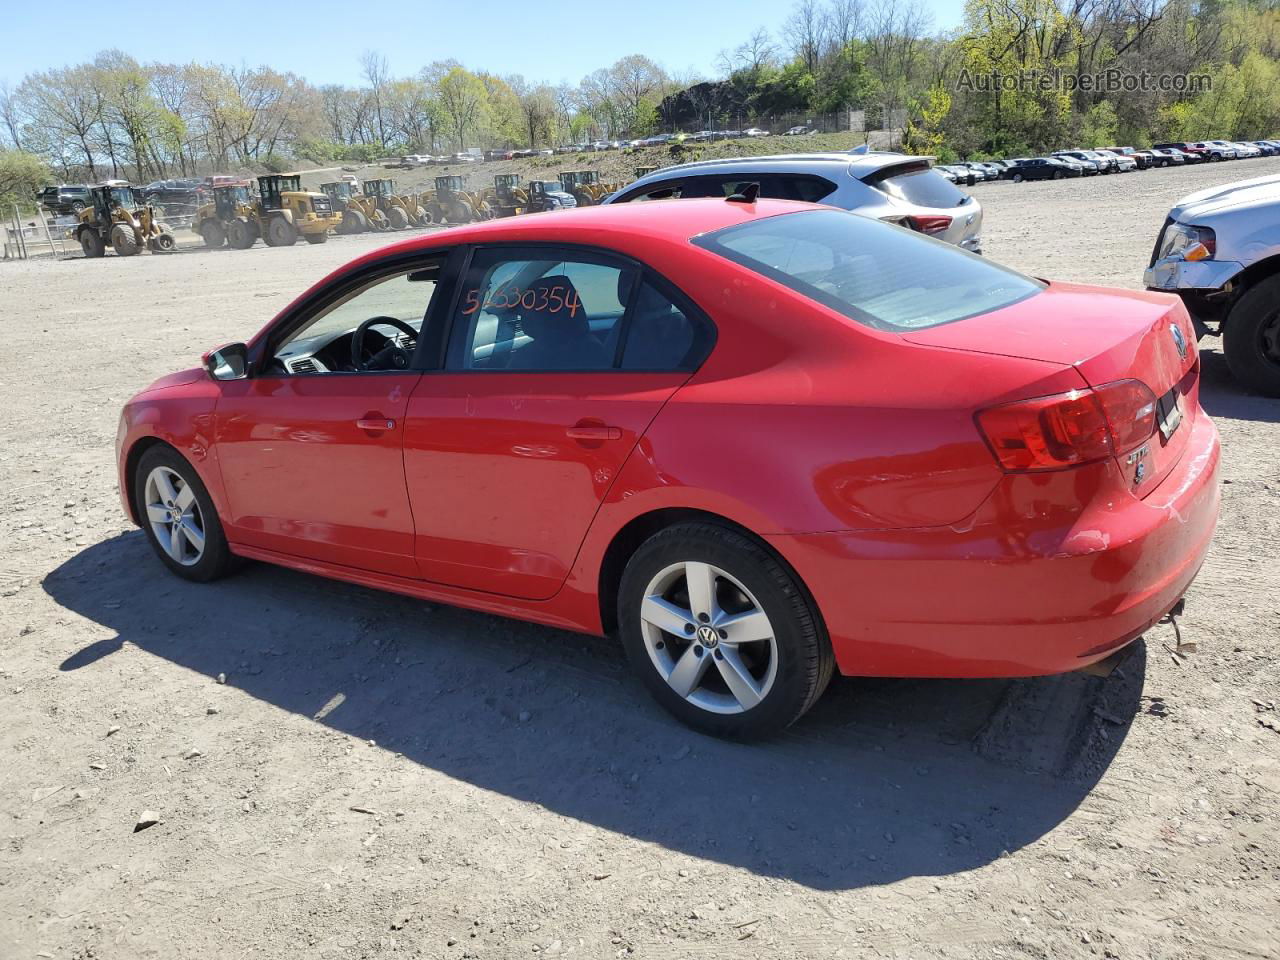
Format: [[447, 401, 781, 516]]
[[116, 375, 225, 526]]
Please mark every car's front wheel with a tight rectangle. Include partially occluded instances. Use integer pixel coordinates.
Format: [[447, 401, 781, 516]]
[[618, 522, 834, 740], [134, 446, 238, 582], [1224, 274, 1280, 397]]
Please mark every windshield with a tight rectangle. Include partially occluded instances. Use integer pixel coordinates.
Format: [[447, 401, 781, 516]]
[[692, 209, 1043, 332]]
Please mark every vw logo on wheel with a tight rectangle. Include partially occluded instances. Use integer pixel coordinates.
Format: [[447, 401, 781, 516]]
[[697, 625, 719, 647], [1170, 323, 1188, 361]]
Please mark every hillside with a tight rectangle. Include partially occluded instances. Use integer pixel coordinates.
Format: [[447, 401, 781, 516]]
[[297, 129, 901, 197]]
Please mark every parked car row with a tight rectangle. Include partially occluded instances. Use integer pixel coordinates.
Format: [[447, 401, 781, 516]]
[[933, 139, 1280, 186]]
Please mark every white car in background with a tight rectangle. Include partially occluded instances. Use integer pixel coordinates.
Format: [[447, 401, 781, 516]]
[[1145, 173, 1280, 395]]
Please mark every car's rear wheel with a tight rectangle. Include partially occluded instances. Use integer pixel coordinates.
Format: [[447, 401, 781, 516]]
[[1224, 274, 1280, 397], [618, 522, 834, 740], [134, 446, 237, 582], [1012, 173, 1024, 183]]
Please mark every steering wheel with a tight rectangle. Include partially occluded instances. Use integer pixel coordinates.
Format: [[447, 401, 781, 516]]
[[351, 316, 418, 371]]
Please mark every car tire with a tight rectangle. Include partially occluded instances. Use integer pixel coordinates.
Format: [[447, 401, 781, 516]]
[[71, 201, 85, 214], [1012, 173, 1024, 183], [133, 445, 239, 583], [1053, 170, 1064, 179], [617, 522, 834, 741], [79, 228, 106, 258], [1223, 274, 1280, 398], [200, 220, 226, 248]]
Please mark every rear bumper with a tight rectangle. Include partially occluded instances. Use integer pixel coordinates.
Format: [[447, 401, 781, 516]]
[[768, 407, 1221, 678]]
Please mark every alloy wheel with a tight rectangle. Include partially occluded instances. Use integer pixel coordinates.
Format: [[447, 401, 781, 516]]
[[144, 465, 206, 566], [638, 561, 778, 715]]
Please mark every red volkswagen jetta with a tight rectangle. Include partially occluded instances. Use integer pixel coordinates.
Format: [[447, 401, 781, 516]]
[[117, 198, 1220, 739]]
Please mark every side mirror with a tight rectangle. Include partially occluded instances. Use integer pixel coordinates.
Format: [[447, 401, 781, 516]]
[[205, 342, 249, 381]]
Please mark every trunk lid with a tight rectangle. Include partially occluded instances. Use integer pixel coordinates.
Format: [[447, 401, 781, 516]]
[[904, 281, 1199, 497]]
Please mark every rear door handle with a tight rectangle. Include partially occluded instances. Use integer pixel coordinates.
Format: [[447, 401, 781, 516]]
[[566, 425, 621, 441], [356, 417, 396, 431]]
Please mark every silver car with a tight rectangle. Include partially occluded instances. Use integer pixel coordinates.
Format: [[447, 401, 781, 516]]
[[603, 152, 983, 252], [1145, 173, 1280, 395]]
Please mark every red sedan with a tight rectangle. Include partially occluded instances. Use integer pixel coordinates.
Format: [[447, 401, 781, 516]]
[[116, 198, 1220, 739]]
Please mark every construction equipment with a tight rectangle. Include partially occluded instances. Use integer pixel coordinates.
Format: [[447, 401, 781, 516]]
[[422, 176, 491, 224], [634, 165, 658, 180], [252, 174, 341, 246], [361, 178, 429, 229], [488, 174, 528, 218], [191, 181, 256, 248], [320, 180, 371, 234], [558, 170, 609, 206], [74, 184, 175, 257]]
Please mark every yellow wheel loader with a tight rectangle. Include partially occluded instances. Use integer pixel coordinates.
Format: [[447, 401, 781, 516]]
[[191, 181, 257, 249], [558, 170, 609, 207], [253, 174, 341, 246], [320, 180, 372, 234], [361, 178, 430, 229], [75, 184, 176, 258], [423, 175, 491, 224], [488, 174, 529, 218]]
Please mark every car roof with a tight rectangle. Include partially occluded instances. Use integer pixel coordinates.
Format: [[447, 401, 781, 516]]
[[627, 151, 929, 182], [302, 198, 815, 291]]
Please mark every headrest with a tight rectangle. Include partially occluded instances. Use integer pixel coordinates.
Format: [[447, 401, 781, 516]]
[[520, 275, 587, 342]]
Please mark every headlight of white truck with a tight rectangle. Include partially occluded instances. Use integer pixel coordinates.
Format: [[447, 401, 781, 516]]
[[1158, 223, 1216, 260]]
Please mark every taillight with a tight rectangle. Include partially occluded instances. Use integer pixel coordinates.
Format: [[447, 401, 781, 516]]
[[908, 214, 952, 236], [976, 379, 1157, 472]]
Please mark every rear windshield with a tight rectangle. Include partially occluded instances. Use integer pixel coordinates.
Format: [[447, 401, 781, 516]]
[[692, 209, 1043, 331], [868, 166, 968, 208]]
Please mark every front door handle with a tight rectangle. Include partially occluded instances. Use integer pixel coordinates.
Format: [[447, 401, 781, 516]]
[[566, 424, 621, 441], [356, 417, 396, 431]]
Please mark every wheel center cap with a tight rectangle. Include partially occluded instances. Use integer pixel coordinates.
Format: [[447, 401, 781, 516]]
[[697, 625, 718, 647]]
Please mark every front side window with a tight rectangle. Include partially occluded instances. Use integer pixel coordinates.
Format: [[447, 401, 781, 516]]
[[448, 248, 709, 372], [693, 209, 1043, 331], [272, 263, 441, 374]]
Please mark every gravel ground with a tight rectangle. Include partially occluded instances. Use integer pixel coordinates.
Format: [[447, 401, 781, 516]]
[[1, 158, 1278, 960]]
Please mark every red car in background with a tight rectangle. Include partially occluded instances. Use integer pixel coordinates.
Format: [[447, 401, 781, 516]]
[[116, 198, 1220, 739]]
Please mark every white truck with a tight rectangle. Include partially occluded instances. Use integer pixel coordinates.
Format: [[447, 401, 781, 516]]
[[1145, 173, 1280, 396]]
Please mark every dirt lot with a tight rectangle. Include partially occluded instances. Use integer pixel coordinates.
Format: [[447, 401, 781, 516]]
[[2, 159, 1278, 960]]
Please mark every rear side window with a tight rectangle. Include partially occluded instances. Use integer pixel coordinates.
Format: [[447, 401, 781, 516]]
[[869, 166, 968, 208], [693, 209, 1043, 332], [620, 280, 709, 370]]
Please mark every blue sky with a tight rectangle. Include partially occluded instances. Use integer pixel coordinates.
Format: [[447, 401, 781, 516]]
[[1, 0, 965, 87]]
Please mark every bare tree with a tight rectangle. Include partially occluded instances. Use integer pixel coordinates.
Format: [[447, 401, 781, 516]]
[[718, 27, 778, 77], [784, 0, 830, 72], [0, 81, 23, 150], [824, 0, 866, 53], [360, 50, 390, 146]]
